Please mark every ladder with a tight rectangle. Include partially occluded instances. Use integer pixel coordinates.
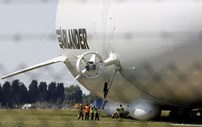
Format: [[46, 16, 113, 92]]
[[100, 68, 118, 110]]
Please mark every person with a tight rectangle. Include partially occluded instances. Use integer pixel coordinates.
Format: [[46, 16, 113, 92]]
[[90, 105, 95, 120], [103, 81, 109, 98], [85, 104, 90, 120], [118, 104, 124, 119], [94, 107, 99, 120], [78, 104, 84, 120], [111, 108, 119, 118]]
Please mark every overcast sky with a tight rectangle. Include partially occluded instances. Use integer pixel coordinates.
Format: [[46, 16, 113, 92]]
[[0, 1, 90, 94]]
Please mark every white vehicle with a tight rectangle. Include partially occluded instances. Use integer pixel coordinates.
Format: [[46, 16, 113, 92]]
[[2, 0, 202, 120], [21, 104, 32, 109]]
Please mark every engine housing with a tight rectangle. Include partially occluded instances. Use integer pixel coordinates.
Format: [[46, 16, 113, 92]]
[[129, 101, 160, 120]]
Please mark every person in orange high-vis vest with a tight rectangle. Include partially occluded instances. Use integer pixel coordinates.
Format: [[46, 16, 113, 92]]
[[85, 104, 90, 120]]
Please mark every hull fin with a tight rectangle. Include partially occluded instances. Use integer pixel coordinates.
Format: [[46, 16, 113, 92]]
[[1, 56, 68, 80]]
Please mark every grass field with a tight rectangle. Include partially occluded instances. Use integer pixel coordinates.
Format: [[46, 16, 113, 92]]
[[0, 109, 201, 127]]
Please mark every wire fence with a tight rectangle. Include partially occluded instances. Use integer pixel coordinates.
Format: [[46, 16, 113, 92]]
[[0, 33, 56, 42], [0, 0, 57, 4], [0, 0, 202, 4]]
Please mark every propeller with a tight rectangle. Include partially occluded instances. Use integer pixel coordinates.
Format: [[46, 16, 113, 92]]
[[76, 52, 104, 79]]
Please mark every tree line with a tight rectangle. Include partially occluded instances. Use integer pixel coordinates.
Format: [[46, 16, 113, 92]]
[[0, 79, 101, 108], [0, 79, 65, 108]]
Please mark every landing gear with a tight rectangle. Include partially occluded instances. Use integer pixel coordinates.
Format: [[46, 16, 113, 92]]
[[169, 108, 190, 122], [169, 108, 202, 123]]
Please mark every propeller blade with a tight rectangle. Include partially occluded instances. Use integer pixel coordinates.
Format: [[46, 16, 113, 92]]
[[89, 54, 96, 63]]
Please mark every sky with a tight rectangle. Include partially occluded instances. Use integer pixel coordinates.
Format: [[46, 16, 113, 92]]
[[0, 1, 90, 94]]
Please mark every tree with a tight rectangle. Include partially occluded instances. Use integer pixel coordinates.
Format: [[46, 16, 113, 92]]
[[19, 83, 28, 104], [48, 82, 58, 103], [64, 85, 83, 105], [57, 83, 64, 104], [83, 92, 102, 104], [28, 80, 39, 103], [1, 81, 11, 107], [0, 84, 2, 105], [10, 79, 21, 106], [74, 85, 83, 103], [38, 82, 48, 102]]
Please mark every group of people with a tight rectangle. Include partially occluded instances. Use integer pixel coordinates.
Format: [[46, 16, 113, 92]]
[[78, 104, 99, 120], [78, 81, 125, 120]]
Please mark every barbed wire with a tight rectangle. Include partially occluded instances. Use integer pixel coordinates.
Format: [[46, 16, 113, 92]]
[[0, 0, 57, 4], [0, 0, 89, 4], [1, 31, 202, 42], [0, 33, 56, 42], [0, 0, 202, 4]]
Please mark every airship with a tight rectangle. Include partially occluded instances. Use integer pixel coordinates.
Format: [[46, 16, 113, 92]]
[[2, 0, 202, 120]]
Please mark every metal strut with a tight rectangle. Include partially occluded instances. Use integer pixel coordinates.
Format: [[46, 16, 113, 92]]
[[100, 68, 118, 110]]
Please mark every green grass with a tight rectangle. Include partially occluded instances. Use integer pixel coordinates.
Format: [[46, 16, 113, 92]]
[[0, 109, 200, 127]]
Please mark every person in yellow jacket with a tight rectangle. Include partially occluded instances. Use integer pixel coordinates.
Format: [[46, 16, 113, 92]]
[[118, 104, 124, 119], [90, 106, 95, 120]]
